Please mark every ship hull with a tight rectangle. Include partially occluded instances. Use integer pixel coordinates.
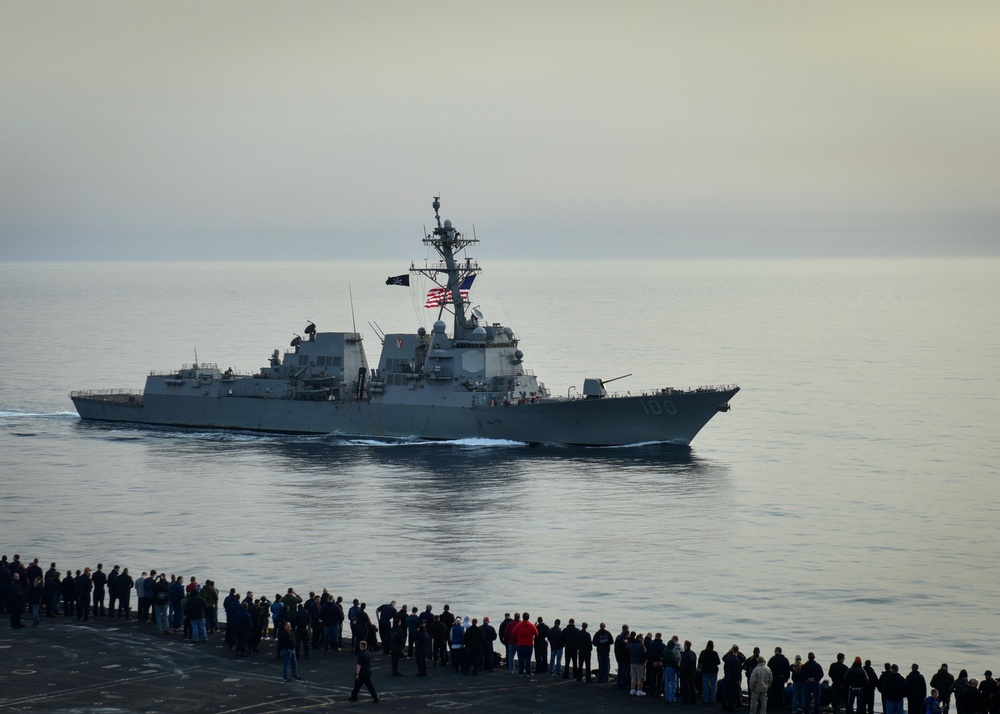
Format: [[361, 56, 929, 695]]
[[71, 387, 738, 447]]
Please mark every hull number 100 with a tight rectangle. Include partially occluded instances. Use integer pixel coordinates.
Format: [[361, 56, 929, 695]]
[[641, 400, 677, 416]]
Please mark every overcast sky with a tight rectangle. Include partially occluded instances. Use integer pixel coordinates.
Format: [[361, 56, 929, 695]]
[[2, 1, 999, 260]]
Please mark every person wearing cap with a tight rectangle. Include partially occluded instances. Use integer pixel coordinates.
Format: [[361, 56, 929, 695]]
[[846, 656, 870, 714], [978, 672, 997, 711]]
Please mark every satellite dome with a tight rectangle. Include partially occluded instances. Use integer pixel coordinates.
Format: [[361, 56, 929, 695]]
[[443, 219, 453, 229], [514, 349, 523, 360], [417, 327, 426, 336], [503, 326, 514, 339], [473, 326, 487, 341], [432, 320, 447, 334]]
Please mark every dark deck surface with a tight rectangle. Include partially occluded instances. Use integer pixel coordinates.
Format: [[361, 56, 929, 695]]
[[0, 617, 664, 712]]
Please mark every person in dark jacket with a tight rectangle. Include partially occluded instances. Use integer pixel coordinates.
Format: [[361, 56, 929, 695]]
[[909, 665, 929, 714], [293, 606, 312, 659], [846, 657, 871, 714], [91, 564, 107, 616], [954, 671, 972, 714], [562, 619, 580, 680], [629, 632, 647, 696], [27, 576, 44, 626], [349, 640, 377, 702], [414, 622, 431, 676], [61, 570, 78, 618], [680, 640, 698, 704], [830, 654, 850, 714], [389, 617, 406, 675], [701, 640, 723, 704], [320, 595, 339, 652], [376, 601, 397, 655], [231, 601, 253, 656], [615, 626, 631, 691], [770, 647, 792, 710], [75, 568, 93, 621], [278, 620, 300, 681], [932, 666, 957, 714], [430, 615, 448, 667], [548, 619, 564, 676], [162, 576, 180, 631], [151, 574, 170, 634], [534, 616, 550, 675], [979, 673, 998, 714], [723, 644, 745, 711], [592, 622, 614, 683], [184, 587, 208, 642], [43, 571, 60, 619], [106, 565, 120, 616], [647, 633, 667, 697], [883, 664, 910, 714], [957, 680, 989, 714], [577, 622, 593, 682], [864, 660, 881, 714], [802, 653, 826, 714], [7, 572, 26, 628], [114, 568, 134, 619], [463, 618, 486, 675], [481, 616, 497, 671]]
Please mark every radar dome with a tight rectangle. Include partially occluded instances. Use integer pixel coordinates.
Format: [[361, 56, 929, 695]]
[[443, 219, 453, 228], [503, 326, 514, 339], [432, 320, 447, 334], [515, 349, 523, 360], [473, 326, 487, 341], [417, 327, 426, 336]]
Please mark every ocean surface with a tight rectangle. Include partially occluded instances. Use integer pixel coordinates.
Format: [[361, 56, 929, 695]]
[[1, 256, 998, 675]]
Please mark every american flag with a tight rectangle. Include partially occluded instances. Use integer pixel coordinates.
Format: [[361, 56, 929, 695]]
[[424, 274, 476, 308]]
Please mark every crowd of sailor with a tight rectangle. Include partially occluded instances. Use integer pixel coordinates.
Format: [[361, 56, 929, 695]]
[[2, 554, 996, 713]]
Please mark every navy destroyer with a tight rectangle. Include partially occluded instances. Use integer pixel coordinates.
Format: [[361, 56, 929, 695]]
[[72, 198, 739, 446]]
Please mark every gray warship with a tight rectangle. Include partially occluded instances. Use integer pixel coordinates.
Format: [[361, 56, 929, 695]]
[[72, 198, 739, 446]]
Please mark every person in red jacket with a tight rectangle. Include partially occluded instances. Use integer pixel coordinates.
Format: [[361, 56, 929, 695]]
[[515, 611, 538, 676]]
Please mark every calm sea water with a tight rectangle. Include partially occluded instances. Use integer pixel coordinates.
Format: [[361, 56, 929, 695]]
[[1, 257, 998, 674]]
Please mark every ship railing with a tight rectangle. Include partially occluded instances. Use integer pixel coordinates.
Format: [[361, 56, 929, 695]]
[[70, 389, 143, 398], [600, 384, 740, 399], [148, 368, 256, 378]]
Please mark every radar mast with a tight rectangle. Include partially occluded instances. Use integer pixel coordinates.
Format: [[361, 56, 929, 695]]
[[411, 197, 481, 338]]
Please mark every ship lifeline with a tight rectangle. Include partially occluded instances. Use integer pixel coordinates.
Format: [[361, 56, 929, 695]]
[[71, 199, 739, 446]]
